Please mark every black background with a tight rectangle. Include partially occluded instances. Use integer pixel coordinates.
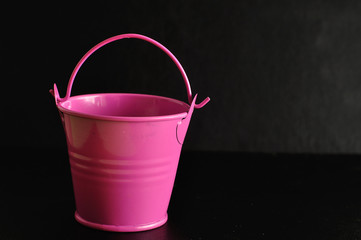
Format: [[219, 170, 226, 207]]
[[3, 0, 361, 153], [4, 1, 361, 239]]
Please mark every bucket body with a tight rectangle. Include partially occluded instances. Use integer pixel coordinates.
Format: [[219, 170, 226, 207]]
[[51, 33, 210, 232], [59, 93, 188, 231]]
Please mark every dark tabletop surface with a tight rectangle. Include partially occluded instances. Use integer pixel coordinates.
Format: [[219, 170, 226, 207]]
[[1, 147, 361, 239]]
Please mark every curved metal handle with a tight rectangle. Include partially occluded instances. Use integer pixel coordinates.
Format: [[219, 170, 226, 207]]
[[55, 33, 209, 106]]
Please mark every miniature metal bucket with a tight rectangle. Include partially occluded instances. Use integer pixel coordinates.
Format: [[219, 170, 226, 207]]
[[50, 34, 209, 232]]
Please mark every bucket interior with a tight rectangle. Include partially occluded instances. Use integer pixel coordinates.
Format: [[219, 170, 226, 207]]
[[58, 93, 189, 118]]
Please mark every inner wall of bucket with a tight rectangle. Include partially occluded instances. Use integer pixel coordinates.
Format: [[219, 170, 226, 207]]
[[59, 93, 189, 118]]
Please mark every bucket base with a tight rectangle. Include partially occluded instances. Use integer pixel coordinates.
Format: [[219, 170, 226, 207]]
[[74, 212, 168, 232]]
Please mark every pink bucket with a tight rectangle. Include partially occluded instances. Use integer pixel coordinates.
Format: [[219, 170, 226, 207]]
[[50, 34, 209, 232]]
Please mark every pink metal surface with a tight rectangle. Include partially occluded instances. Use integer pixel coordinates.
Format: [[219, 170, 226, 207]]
[[50, 33, 209, 232]]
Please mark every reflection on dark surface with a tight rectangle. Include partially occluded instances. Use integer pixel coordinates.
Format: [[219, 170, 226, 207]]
[[74, 221, 185, 240]]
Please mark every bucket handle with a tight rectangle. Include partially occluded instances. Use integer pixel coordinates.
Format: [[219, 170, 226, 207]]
[[52, 33, 209, 108]]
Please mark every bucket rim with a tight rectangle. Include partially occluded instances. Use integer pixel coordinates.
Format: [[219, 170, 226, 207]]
[[56, 93, 189, 122]]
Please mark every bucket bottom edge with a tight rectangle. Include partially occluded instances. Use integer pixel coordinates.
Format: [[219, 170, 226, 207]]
[[74, 212, 168, 232]]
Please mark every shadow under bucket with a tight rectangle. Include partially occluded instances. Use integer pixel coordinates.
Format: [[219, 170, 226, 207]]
[[50, 33, 209, 232]]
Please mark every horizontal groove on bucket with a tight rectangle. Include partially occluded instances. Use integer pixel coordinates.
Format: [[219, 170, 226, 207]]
[[68, 151, 178, 183]]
